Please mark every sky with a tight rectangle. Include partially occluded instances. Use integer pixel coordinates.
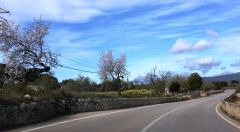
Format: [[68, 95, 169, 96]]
[[1, 0, 240, 82]]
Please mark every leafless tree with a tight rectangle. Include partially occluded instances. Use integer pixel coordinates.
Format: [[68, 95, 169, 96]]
[[159, 71, 171, 82], [0, 19, 59, 83], [145, 66, 158, 91], [146, 67, 171, 95], [99, 50, 129, 94], [158, 70, 171, 94]]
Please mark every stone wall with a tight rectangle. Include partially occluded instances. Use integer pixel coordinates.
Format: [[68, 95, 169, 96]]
[[0, 97, 189, 129], [221, 92, 240, 120], [200, 90, 224, 97]]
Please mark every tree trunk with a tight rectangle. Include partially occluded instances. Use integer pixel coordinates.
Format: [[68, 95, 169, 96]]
[[116, 78, 121, 95]]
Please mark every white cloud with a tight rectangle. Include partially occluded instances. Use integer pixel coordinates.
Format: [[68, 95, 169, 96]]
[[170, 39, 212, 54], [183, 57, 221, 74], [170, 38, 191, 54], [194, 40, 212, 51], [206, 29, 219, 37]]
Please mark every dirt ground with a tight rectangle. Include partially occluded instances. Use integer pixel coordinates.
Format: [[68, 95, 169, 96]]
[[234, 97, 240, 104]]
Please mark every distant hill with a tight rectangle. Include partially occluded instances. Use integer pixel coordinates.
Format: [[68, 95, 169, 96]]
[[203, 72, 240, 84]]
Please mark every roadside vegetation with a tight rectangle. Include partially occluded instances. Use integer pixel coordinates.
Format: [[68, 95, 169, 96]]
[[0, 18, 236, 103]]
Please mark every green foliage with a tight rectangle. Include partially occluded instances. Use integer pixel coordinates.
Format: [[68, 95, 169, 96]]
[[48, 89, 157, 99], [122, 81, 135, 90], [62, 75, 98, 92], [154, 80, 166, 95], [231, 80, 239, 84], [0, 74, 60, 97], [188, 73, 202, 91], [231, 80, 239, 87], [230, 80, 239, 87], [170, 75, 188, 92], [121, 89, 156, 98], [68, 91, 119, 98], [202, 82, 216, 91], [212, 81, 228, 90], [169, 81, 180, 93], [29, 74, 60, 91], [133, 83, 152, 90], [100, 80, 118, 91]]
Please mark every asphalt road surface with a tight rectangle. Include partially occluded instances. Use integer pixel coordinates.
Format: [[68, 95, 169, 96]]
[[8, 90, 239, 132]]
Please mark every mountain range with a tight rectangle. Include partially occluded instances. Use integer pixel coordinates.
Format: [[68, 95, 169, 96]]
[[203, 72, 240, 84]]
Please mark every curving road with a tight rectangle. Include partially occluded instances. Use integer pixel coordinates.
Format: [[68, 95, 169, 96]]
[[8, 90, 239, 132]]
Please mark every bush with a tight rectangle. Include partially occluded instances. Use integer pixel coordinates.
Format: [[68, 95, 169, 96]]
[[169, 81, 180, 93], [121, 89, 156, 98], [66, 91, 119, 98], [58, 89, 157, 99], [202, 82, 215, 91], [62, 76, 99, 92], [100, 80, 118, 92], [231, 80, 239, 84], [212, 81, 228, 90], [29, 74, 60, 91]]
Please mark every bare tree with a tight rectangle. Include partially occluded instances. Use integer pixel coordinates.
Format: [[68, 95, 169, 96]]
[[145, 66, 158, 91], [159, 71, 171, 83], [99, 50, 129, 94], [158, 70, 171, 94], [146, 67, 171, 95], [0, 19, 59, 83]]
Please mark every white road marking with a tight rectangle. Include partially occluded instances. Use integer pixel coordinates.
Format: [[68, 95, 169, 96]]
[[21, 110, 129, 132], [215, 102, 240, 130], [140, 99, 209, 132], [20, 102, 169, 132], [19, 94, 218, 132], [140, 105, 184, 132]]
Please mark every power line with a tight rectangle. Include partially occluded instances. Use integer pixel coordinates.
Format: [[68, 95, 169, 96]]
[[60, 55, 97, 69], [58, 64, 98, 74], [0, 7, 10, 21], [0, 7, 9, 13]]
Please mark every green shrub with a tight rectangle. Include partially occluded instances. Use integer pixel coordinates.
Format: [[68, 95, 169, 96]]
[[62, 76, 99, 92], [29, 74, 60, 91], [50, 89, 157, 99], [202, 82, 216, 91], [76, 91, 119, 98], [169, 81, 181, 93], [212, 81, 228, 90], [121, 89, 156, 98]]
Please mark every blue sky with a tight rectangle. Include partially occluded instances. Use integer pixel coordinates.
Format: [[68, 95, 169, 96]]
[[1, 0, 240, 82]]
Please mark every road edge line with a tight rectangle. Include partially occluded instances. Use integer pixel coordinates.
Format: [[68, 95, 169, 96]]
[[139, 105, 184, 132], [215, 102, 240, 130], [140, 99, 209, 132], [20, 102, 169, 132]]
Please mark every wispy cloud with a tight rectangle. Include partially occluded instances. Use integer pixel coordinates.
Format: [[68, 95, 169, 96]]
[[206, 29, 219, 38], [117, 45, 146, 52], [2, 0, 240, 81], [1, 0, 161, 23], [230, 60, 240, 68]]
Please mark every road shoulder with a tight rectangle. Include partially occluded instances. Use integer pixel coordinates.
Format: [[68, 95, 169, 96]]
[[215, 103, 240, 130]]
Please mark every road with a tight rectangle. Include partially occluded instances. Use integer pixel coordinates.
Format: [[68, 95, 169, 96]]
[[8, 90, 239, 132]]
